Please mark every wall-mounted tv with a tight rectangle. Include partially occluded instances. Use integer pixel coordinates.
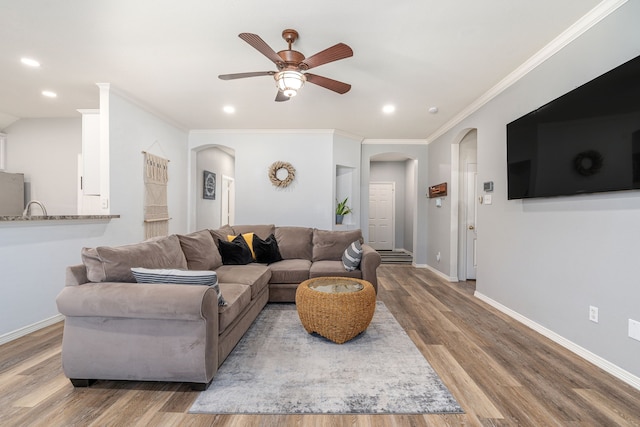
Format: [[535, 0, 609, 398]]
[[506, 54, 640, 200]]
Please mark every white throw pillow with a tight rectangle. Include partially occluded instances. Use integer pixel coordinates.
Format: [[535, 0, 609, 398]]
[[131, 267, 227, 306]]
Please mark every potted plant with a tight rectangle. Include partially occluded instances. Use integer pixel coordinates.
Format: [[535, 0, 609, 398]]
[[335, 197, 352, 224]]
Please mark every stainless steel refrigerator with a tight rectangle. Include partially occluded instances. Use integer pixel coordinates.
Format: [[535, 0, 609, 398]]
[[0, 172, 25, 215]]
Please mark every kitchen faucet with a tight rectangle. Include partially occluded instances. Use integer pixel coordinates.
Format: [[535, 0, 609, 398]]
[[22, 200, 48, 218]]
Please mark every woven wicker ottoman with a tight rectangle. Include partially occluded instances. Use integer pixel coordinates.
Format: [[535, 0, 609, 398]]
[[295, 277, 376, 344]]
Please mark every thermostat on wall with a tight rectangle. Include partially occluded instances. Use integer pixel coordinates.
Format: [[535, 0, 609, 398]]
[[483, 181, 494, 192]]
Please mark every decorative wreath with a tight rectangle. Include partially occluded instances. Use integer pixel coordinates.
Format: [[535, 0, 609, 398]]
[[268, 161, 296, 188], [573, 150, 603, 176]]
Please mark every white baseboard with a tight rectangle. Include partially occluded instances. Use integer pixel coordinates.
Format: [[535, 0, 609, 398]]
[[416, 263, 459, 282], [0, 314, 64, 346], [474, 291, 640, 391]]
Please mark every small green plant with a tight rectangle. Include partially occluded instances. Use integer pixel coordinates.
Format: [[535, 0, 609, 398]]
[[336, 197, 353, 215]]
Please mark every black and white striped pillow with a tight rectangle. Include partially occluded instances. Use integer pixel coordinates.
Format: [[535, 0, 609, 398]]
[[342, 240, 363, 271], [131, 268, 227, 306]]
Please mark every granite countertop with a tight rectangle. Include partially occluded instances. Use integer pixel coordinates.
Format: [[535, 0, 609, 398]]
[[0, 214, 120, 221]]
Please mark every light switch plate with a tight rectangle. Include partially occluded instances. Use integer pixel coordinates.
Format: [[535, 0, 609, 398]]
[[629, 319, 640, 342], [483, 195, 492, 205]]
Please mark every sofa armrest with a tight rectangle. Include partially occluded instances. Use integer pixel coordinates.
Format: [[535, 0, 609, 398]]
[[66, 265, 89, 287], [360, 244, 381, 292], [56, 282, 219, 321]]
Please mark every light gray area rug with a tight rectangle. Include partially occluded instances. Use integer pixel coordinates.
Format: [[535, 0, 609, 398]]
[[190, 302, 463, 414]]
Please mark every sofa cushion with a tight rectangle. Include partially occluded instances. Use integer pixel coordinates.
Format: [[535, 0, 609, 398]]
[[178, 230, 223, 270], [215, 264, 271, 299], [232, 224, 275, 240], [81, 235, 187, 283], [310, 260, 363, 279], [218, 284, 252, 333], [268, 259, 311, 284], [312, 229, 364, 262], [342, 240, 363, 271], [253, 233, 283, 264], [275, 226, 313, 260], [218, 235, 253, 265], [130, 267, 226, 306], [209, 225, 235, 248]]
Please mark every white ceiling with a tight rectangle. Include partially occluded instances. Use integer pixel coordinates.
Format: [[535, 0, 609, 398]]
[[0, 0, 603, 139]]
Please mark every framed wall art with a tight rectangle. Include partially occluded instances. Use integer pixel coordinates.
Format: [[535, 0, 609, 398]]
[[203, 170, 216, 200]]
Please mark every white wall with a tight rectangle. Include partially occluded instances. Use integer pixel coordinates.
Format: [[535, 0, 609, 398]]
[[196, 147, 235, 229], [404, 159, 416, 251], [333, 132, 362, 229], [4, 118, 81, 214], [0, 91, 188, 340], [189, 130, 336, 230], [427, 1, 640, 379], [108, 92, 189, 240]]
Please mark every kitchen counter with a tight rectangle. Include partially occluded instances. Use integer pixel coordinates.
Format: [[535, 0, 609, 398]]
[[0, 214, 120, 222]]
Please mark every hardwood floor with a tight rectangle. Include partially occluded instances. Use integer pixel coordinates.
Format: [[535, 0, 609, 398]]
[[1, 265, 639, 426]]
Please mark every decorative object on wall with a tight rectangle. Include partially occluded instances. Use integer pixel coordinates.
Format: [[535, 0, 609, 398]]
[[268, 161, 296, 188], [143, 151, 170, 240], [428, 182, 447, 198], [203, 170, 216, 199], [335, 197, 352, 224]]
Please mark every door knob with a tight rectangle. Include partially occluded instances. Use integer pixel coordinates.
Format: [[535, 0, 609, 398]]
[[468, 225, 475, 230]]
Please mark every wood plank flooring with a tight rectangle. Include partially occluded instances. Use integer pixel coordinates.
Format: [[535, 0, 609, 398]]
[[1, 265, 639, 426]]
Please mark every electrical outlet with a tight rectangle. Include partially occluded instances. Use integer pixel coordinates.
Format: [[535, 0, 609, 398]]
[[101, 198, 109, 209], [589, 306, 599, 323], [629, 319, 640, 342], [436, 252, 441, 262]]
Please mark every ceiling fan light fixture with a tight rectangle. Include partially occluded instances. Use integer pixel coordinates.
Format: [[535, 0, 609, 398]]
[[275, 70, 306, 97]]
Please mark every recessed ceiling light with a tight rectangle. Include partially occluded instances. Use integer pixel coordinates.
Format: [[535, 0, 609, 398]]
[[428, 106, 439, 114], [21, 57, 41, 67], [223, 105, 235, 114], [42, 90, 57, 98], [382, 104, 396, 114]]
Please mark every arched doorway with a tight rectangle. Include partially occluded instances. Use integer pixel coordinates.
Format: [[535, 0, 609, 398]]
[[194, 145, 235, 230], [451, 129, 478, 281]]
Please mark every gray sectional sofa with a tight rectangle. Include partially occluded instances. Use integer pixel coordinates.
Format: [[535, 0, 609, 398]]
[[56, 224, 381, 390]]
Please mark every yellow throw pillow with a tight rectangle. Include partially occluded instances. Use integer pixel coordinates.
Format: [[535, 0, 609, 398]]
[[227, 233, 255, 259]]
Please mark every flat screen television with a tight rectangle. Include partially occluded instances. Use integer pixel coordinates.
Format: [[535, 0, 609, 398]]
[[506, 54, 640, 200]]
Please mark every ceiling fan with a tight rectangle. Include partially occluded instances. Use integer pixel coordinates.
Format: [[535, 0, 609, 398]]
[[218, 29, 353, 102]]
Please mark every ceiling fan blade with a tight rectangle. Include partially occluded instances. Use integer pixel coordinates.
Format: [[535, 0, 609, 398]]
[[275, 91, 290, 102], [239, 33, 284, 65], [305, 73, 351, 94], [218, 71, 275, 80], [301, 43, 353, 70]]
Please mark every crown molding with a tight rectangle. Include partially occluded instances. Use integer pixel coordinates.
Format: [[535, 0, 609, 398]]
[[425, 0, 628, 144], [189, 128, 337, 135], [363, 139, 427, 145], [106, 84, 189, 132]]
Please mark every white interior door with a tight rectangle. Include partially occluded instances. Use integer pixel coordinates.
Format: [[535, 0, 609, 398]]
[[465, 164, 477, 279], [221, 175, 235, 226], [368, 182, 394, 250]]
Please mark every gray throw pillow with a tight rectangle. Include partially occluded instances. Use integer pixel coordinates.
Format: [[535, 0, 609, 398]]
[[342, 240, 363, 271]]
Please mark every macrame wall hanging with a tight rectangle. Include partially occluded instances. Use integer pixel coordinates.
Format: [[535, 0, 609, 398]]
[[143, 151, 170, 240]]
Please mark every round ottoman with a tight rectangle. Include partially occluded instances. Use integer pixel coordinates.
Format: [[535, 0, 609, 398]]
[[295, 277, 376, 344]]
